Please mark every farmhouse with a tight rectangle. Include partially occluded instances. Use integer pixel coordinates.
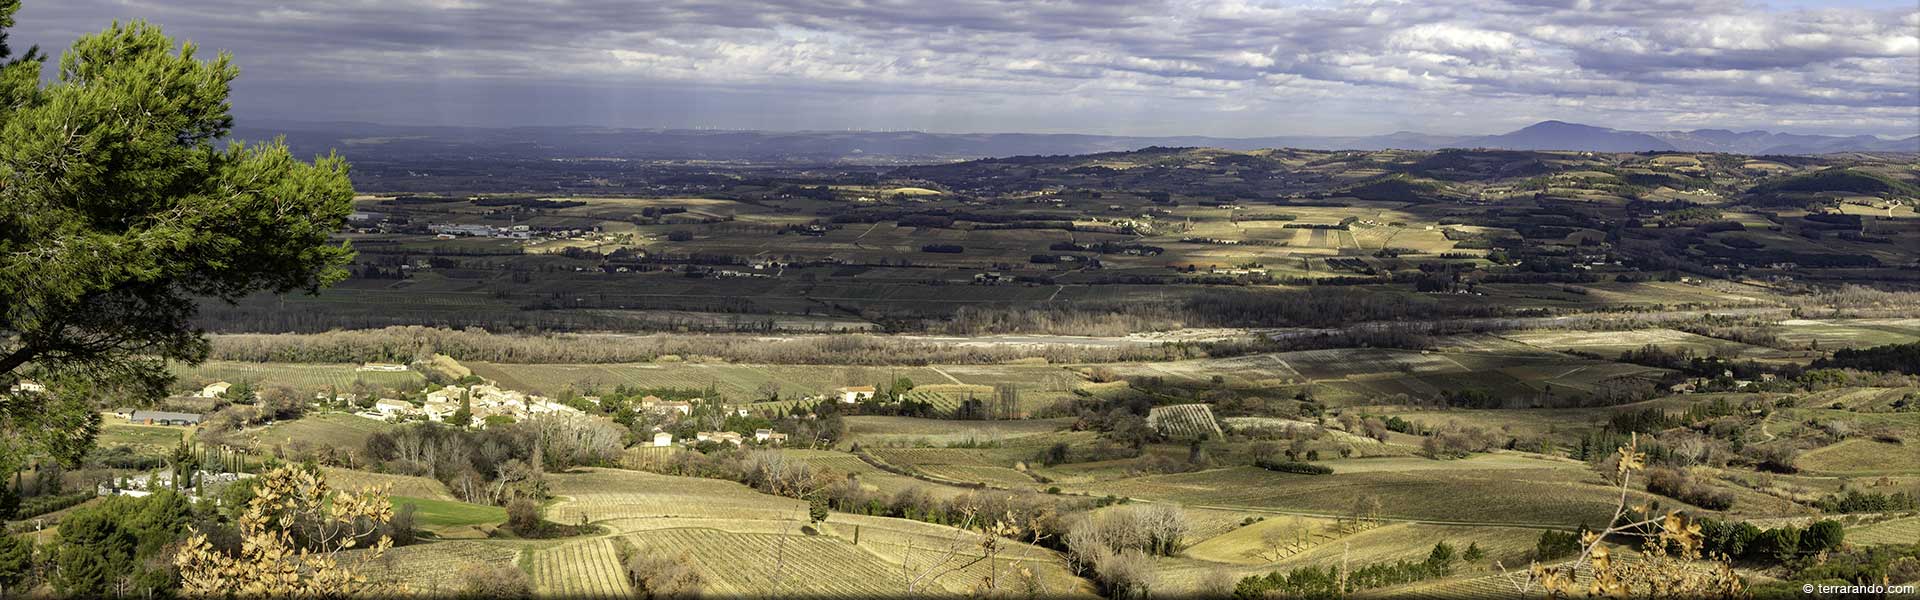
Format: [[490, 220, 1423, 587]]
[[366, 398, 419, 421], [357, 363, 408, 372], [198, 381, 232, 398], [98, 471, 172, 497], [651, 401, 693, 415], [653, 432, 674, 447], [129, 410, 203, 426], [696, 431, 744, 446], [754, 429, 790, 445], [7, 381, 45, 394], [422, 400, 459, 422], [835, 386, 877, 403], [425, 387, 462, 404]]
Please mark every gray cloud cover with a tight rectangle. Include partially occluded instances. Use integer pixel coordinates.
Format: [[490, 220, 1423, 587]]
[[13, 0, 1918, 136]]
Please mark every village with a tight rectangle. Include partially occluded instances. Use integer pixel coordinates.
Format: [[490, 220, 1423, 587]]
[[109, 370, 891, 454]]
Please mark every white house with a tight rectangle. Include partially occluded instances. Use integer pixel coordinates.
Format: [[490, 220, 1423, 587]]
[[652, 432, 674, 447], [425, 387, 462, 404], [199, 381, 232, 398], [372, 398, 416, 417], [422, 400, 459, 423], [835, 386, 877, 403], [652, 401, 692, 416]]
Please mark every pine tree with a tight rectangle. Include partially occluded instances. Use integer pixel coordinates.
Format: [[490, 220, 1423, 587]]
[[0, 1, 355, 477], [450, 394, 474, 428], [0, 530, 30, 597], [0, 481, 16, 520]]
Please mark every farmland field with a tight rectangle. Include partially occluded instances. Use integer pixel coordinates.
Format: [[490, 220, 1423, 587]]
[[622, 528, 911, 598], [1796, 439, 1920, 475], [1772, 318, 1920, 349], [1104, 347, 1668, 406], [79, 139, 1920, 599], [1849, 516, 1920, 546], [170, 361, 425, 392], [782, 449, 978, 499], [1148, 404, 1224, 439], [1499, 328, 1784, 358], [1183, 515, 1343, 564], [845, 416, 1069, 447], [914, 464, 1041, 488], [357, 540, 524, 596], [392, 496, 507, 529], [530, 538, 631, 598], [545, 468, 805, 526], [1067, 466, 1639, 527], [468, 362, 951, 399], [251, 412, 395, 453], [325, 467, 455, 500], [1262, 521, 1542, 575], [97, 419, 188, 451]]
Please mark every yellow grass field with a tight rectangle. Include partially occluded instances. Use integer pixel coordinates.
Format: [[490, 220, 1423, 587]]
[[324, 467, 456, 500], [1797, 439, 1920, 476], [357, 540, 526, 596], [1849, 516, 1920, 546]]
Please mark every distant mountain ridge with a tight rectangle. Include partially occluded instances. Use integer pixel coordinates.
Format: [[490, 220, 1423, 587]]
[[236, 119, 1920, 162]]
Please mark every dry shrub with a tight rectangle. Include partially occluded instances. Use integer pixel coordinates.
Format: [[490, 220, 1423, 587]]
[[627, 552, 704, 599], [458, 563, 530, 599], [1645, 467, 1735, 511]]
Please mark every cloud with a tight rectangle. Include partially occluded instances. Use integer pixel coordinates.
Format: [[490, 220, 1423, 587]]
[[11, 0, 1915, 136]]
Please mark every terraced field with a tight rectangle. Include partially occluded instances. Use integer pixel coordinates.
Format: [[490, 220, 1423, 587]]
[[530, 538, 630, 598]]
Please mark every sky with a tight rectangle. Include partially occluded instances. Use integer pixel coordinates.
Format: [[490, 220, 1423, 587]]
[[12, 0, 1919, 137]]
